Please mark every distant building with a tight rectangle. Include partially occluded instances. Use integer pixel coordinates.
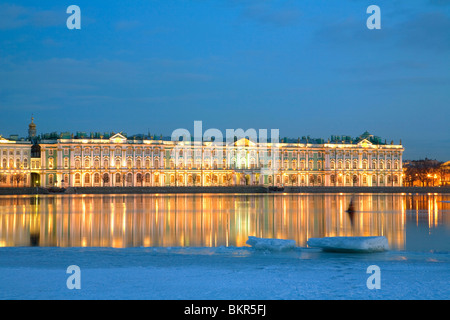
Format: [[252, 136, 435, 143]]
[[1, 120, 404, 188], [402, 158, 446, 187], [441, 161, 450, 186]]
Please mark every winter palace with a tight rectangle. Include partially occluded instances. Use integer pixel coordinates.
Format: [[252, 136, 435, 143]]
[[0, 119, 404, 188]]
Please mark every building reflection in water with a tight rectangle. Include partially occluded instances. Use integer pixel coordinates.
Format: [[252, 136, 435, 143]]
[[0, 193, 448, 249]]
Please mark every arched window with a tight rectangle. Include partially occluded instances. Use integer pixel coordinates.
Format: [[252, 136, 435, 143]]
[[75, 173, 81, 185], [145, 173, 151, 184], [103, 173, 109, 185], [345, 174, 351, 185], [84, 174, 90, 184], [115, 173, 121, 184], [136, 173, 143, 185], [94, 173, 100, 184]]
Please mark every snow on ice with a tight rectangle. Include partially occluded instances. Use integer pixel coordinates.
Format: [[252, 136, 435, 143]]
[[307, 236, 389, 253], [246, 236, 296, 252]]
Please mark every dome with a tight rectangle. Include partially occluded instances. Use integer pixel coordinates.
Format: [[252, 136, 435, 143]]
[[29, 117, 36, 128], [28, 116, 37, 139]]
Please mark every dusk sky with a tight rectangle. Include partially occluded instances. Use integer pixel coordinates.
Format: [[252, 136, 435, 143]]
[[0, 0, 449, 160]]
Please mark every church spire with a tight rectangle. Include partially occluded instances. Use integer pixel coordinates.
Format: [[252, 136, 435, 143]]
[[28, 115, 37, 140]]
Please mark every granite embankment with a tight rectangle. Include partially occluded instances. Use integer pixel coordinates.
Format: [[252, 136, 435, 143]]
[[1, 186, 449, 195]]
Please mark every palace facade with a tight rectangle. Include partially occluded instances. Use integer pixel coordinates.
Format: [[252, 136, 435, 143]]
[[0, 119, 404, 188]]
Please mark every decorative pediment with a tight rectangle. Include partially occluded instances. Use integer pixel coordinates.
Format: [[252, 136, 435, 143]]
[[357, 138, 373, 148], [109, 133, 127, 144], [0, 136, 14, 144], [234, 138, 256, 147]]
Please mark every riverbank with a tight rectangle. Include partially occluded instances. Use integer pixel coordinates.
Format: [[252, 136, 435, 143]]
[[1, 186, 450, 195]]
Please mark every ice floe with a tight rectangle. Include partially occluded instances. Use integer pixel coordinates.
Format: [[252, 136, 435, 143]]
[[246, 236, 296, 252]]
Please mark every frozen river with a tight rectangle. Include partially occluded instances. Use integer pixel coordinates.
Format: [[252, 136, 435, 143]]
[[0, 193, 449, 299]]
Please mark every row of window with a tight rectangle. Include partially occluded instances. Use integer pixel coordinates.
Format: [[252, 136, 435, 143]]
[[1, 150, 28, 156], [72, 147, 162, 156], [52, 172, 401, 186], [330, 159, 400, 170], [52, 158, 400, 171], [330, 174, 400, 185], [0, 158, 28, 169], [71, 172, 158, 185], [56, 147, 402, 159]]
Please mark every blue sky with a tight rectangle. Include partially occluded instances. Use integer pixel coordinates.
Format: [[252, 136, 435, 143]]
[[0, 0, 449, 160]]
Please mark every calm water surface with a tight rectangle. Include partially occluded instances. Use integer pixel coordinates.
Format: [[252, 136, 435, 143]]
[[0, 193, 449, 252]]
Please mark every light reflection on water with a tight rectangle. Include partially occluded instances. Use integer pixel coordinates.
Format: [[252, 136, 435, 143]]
[[0, 193, 448, 251]]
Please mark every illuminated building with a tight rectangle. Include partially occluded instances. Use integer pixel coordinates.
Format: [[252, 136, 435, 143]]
[[0, 120, 404, 187]]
